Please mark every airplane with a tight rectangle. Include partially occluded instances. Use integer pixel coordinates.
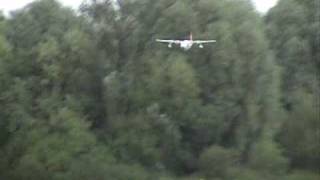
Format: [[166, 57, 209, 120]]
[[156, 33, 216, 51]]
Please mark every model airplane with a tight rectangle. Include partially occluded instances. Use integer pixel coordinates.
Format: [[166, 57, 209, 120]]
[[156, 33, 216, 50]]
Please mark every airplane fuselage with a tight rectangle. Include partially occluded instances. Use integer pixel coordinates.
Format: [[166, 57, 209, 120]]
[[180, 40, 193, 50]]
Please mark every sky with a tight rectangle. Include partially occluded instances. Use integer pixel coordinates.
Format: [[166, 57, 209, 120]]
[[0, 0, 278, 16], [252, 0, 278, 13]]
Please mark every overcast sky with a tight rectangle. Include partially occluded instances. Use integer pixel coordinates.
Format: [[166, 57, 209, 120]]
[[0, 0, 278, 16]]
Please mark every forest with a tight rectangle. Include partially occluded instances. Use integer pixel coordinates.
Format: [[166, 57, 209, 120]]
[[0, 0, 319, 179]]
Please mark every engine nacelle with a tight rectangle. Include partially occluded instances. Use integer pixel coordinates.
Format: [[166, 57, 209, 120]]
[[168, 43, 172, 48], [199, 44, 204, 48]]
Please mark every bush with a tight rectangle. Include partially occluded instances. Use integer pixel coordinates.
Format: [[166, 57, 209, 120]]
[[249, 138, 288, 175], [199, 145, 239, 179], [283, 171, 320, 180]]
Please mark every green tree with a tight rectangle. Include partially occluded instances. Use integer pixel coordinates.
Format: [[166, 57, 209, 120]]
[[266, 0, 320, 172], [85, 0, 285, 176], [278, 90, 320, 169], [2, 0, 317, 179], [199, 145, 239, 179], [248, 137, 288, 176]]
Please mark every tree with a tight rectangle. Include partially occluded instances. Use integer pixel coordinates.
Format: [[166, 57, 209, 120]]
[[1, 0, 317, 179], [266, 0, 320, 172], [277, 90, 320, 169], [85, 0, 285, 175], [199, 145, 239, 179], [266, 0, 319, 109]]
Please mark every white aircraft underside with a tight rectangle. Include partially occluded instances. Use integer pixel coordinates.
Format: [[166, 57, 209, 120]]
[[156, 33, 216, 50]]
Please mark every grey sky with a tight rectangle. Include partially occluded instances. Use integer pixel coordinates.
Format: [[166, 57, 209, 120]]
[[0, 0, 278, 16]]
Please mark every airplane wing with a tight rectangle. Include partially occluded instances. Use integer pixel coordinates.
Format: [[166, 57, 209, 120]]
[[156, 39, 181, 44], [193, 40, 217, 44]]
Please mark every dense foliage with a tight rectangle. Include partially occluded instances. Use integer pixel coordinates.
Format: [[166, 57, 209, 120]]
[[0, 0, 319, 179]]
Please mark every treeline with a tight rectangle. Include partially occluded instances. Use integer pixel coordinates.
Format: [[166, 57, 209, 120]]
[[0, 0, 319, 179]]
